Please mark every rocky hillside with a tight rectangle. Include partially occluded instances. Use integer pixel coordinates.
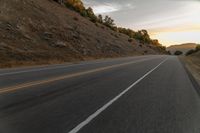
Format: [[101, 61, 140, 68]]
[[167, 43, 197, 55], [0, 0, 166, 68]]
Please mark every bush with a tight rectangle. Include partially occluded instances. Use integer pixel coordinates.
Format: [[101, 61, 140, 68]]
[[186, 49, 195, 56], [65, 0, 85, 12], [128, 38, 133, 42], [195, 45, 200, 51], [185, 45, 200, 56], [117, 28, 158, 45], [167, 51, 171, 55], [174, 51, 183, 56], [80, 10, 88, 17], [73, 16, 79, 21]]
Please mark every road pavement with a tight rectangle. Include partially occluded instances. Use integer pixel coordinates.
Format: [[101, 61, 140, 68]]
[[0, 55, 200, 133]]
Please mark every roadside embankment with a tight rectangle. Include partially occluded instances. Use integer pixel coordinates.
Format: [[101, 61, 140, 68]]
[[181, 55, 200, 86]]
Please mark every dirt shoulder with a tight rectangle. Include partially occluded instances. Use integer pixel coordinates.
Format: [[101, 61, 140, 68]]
[[181, 56, 200, 86]]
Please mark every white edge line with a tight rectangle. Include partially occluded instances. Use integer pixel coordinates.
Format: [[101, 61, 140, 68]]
[[68, 58, 168, 133]]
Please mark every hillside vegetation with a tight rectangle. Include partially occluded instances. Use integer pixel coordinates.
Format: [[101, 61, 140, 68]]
[[0, 0, 167, 68], [167, 43, 197, 55], [186, 45, 200, 56]]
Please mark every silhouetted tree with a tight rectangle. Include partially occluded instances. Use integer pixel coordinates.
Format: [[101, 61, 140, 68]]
[[103, 16, 115, 27], [86, 7, 98, 22], [98, 14, 103, 23]]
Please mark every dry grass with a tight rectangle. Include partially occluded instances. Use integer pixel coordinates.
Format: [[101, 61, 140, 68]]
[[182, 53, 200, 84], [167, 43, 197, 55], [0, 0, 165, 68]]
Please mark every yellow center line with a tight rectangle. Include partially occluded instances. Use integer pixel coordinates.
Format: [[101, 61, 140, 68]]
[[0, 58, 158, 94]]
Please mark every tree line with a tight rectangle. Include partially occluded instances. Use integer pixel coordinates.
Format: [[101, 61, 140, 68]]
[[53, 0, 166, 50]]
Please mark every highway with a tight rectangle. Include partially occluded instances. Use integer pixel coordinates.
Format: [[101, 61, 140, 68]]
[[0, 55, 200, 133]]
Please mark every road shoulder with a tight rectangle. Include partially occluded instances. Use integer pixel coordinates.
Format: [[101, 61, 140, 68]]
[[180, 56, 200, 94]]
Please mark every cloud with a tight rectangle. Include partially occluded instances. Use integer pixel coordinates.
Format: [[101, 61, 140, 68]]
[[92, 4, 120, 14], [82, 0, 135, 14]]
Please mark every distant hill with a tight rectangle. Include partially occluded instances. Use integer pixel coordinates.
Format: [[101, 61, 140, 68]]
[[0, 0, 166, 68], [167, 43, 197, 55]]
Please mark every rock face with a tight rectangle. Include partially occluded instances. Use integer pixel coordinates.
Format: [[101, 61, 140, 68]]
[[0, 0, 166, 68]]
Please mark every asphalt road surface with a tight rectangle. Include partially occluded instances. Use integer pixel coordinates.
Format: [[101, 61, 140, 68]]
[[0, 55, 200, 133]]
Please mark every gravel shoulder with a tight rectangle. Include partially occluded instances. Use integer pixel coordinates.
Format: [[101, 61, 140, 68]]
[[181, 56, 200, 87]]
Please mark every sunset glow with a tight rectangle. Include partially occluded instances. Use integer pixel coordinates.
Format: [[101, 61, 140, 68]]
[[152, 31, 200, 46]]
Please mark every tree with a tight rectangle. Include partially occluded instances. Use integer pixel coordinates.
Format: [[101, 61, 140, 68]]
[[86, 7, 97, 22], [151, 39, 161, 46], [103, 16, 115, 27], [65, 0, 85, 13], [86, 7, 94, 16], [137, 30, 151, 43], [98, 14, 103, 23], [174, 51, 183, 56]]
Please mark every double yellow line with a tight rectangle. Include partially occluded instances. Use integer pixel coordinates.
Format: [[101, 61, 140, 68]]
[[0, 58, 157, 94]]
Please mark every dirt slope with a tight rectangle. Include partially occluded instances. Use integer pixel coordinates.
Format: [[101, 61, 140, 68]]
[[0, 0, 165, 68]]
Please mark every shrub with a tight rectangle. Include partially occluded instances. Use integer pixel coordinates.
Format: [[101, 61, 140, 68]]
[[185, 45, 200, 56], [174, 50, 183, 56], [195, 45, 200, 51], [80, 10, 88, 17], [186, 49, 195, 56], [115, 34, 119, 38], [128, 38, 133, 42], [65, 0, 85, 12], [73, 16, 79, 21], [167, 51, 171, 55]]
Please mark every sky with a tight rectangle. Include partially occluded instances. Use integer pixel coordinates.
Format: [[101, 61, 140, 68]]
[[82, 0, 200, 46]]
